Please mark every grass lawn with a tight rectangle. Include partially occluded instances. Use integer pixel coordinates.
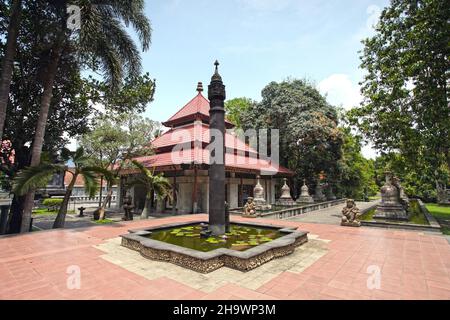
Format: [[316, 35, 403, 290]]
[[93, 219, 115, 224], [425, 203, 450, 235], [32, 208, 76, 216]]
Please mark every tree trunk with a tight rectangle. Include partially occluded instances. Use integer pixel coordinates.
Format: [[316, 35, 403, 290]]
[[99, 183, 113, 220], [19, 41, 63, 233], [0, 0, 22, 140], [53, 174, 76, 228], [98, 175, 103, 207], [141, 194, 151, 219]]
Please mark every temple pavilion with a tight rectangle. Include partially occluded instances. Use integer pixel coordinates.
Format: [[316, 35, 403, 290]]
[[117, 82, 293, 214]]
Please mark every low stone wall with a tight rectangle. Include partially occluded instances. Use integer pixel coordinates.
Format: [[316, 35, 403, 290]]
[[121, 220, 308, 273], [250, 199, 347, 220]]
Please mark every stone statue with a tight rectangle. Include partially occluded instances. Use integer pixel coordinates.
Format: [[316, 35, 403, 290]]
[[374, 171, 408, 220], [242, 197, 257, 218], [341, 199, 361, 227], [313, 182, 326, 202], [277, 178, 295, 206], [296, 179, 314, 203], [253, 176, 271, 210], [122, 194, 134, 221]]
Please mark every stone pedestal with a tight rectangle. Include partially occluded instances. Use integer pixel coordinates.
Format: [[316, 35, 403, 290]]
[[374, 172, 408, 220], [277, 178, 295, 206], [253, 176, 271, 210]]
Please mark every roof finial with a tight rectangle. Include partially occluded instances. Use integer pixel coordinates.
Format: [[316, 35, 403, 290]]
[[211, 60, 222, 81], [196, 81, 203, 93]]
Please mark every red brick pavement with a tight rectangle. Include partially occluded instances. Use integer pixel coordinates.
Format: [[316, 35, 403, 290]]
[[0, 214, 449, 300]]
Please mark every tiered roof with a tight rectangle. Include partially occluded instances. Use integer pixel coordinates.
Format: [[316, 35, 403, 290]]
[[133, 84, 293, 176]]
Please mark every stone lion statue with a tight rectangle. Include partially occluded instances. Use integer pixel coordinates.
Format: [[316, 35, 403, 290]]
[[341, 199, 361, 227]]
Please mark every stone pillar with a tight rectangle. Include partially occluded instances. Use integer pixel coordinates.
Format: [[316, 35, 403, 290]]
[[208, 61, 226, 235]]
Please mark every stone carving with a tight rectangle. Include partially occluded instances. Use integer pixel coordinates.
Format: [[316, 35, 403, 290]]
[[253, 176, 271, 210], [296, 179, 314, 203], [122, 194, 134, 221], [277, 178, 295, 206], [242, 197, 257, 218], [325, 183, 336, 200], [374, 171, 409, 220], [313, 183, 327, 202], [341, 199, 361, 227]]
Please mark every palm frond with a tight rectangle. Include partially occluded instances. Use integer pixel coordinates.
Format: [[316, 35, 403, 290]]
[[13, 164, 64, 196], [81, 171, 99, 198]]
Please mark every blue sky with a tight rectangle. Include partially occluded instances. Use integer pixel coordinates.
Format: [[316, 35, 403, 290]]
[[127, 0, 390, 157]]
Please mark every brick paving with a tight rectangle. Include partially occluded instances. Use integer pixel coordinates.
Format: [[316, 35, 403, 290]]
[[0, 214, 449, 300]]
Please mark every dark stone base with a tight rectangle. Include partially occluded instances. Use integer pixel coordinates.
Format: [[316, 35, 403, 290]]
[[341, 221, 361, 227], [276, 198, 296, 206], [121, 221, 308, 273], [374, 205, 409, 220]]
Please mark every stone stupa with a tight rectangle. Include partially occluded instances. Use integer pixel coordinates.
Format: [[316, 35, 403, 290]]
[[374, 171, 409, 220], [296, 179, 314, 203], [276, 178, 295, 206], [253, 176, 271, 211]]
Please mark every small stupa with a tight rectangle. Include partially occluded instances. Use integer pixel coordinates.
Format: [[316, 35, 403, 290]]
[[296, 179, 314, 203], [253, 176, 271, 210], [374, 171, 409, 220], [277, 178, 295, 206]]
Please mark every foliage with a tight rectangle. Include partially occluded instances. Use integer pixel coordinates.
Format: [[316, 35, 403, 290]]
[[42, 198, 63, 209], [225, 97, 256, 128], [240, 79, 343, 192], [12, 147, 112, 228], [127, 160, 172, 218], [348, 0, 450, 197], [373, 152, 448, 202], [337, 126, 378, 200]]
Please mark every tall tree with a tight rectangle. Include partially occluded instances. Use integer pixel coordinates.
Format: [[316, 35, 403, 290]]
[[224, 97, 255, 128], [0, 0, 21, 140], [349, 0, 449, 202], [80, 112, 159, 219], [20, 0, 152, 232], [240, 79, 343, 195]]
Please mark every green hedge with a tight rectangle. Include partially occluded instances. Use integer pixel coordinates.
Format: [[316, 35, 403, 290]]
[[42, 198, 63, 209]]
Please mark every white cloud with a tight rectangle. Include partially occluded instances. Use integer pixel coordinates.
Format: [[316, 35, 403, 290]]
[[353, 4, 382, 41], [318, 74, 362, 109]]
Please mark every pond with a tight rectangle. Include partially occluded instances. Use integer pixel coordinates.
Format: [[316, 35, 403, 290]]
[[360, 199, 429, 225], [145, 223, 284, 252]]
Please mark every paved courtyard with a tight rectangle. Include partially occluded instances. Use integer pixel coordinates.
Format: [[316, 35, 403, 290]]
[[1, 213, 449, 300]]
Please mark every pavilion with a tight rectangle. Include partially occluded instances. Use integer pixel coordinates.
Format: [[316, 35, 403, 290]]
[[117, 82, 293, 214]]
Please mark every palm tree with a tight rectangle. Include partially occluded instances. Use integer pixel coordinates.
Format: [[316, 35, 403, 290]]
[[0, 0, 22, 140], [127, 160, 172, 219], [20, 1, 152, 232], [13, 147, 113, 229]]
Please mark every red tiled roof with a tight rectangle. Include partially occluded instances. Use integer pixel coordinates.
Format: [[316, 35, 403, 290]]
[[151, 122, 258, 154], [64, 170, 110, 187], [162, 93, 233, 128], [133, 149, 293, 176]]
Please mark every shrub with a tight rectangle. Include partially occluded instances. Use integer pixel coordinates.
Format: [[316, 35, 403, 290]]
[[42, 198, 63, 210]]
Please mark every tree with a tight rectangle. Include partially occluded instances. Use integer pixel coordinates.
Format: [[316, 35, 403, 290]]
[[80, 112, 160, 219], [127, 160, 172, 219], [12, 147, 112, 228], [225, 97, 255, 128], [337, 127, 378, 200], [0, 0, 21, 141], [1, 4, 93, 233], [240, 79, 343, 195], [349, 0, 449, 202], [19, 0, 152, 232]]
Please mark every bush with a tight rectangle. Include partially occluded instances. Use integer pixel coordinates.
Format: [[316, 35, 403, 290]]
[[42, 198, 63, 210]]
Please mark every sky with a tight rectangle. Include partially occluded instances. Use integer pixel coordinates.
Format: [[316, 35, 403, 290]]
[[120, 0, 390, 158]]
